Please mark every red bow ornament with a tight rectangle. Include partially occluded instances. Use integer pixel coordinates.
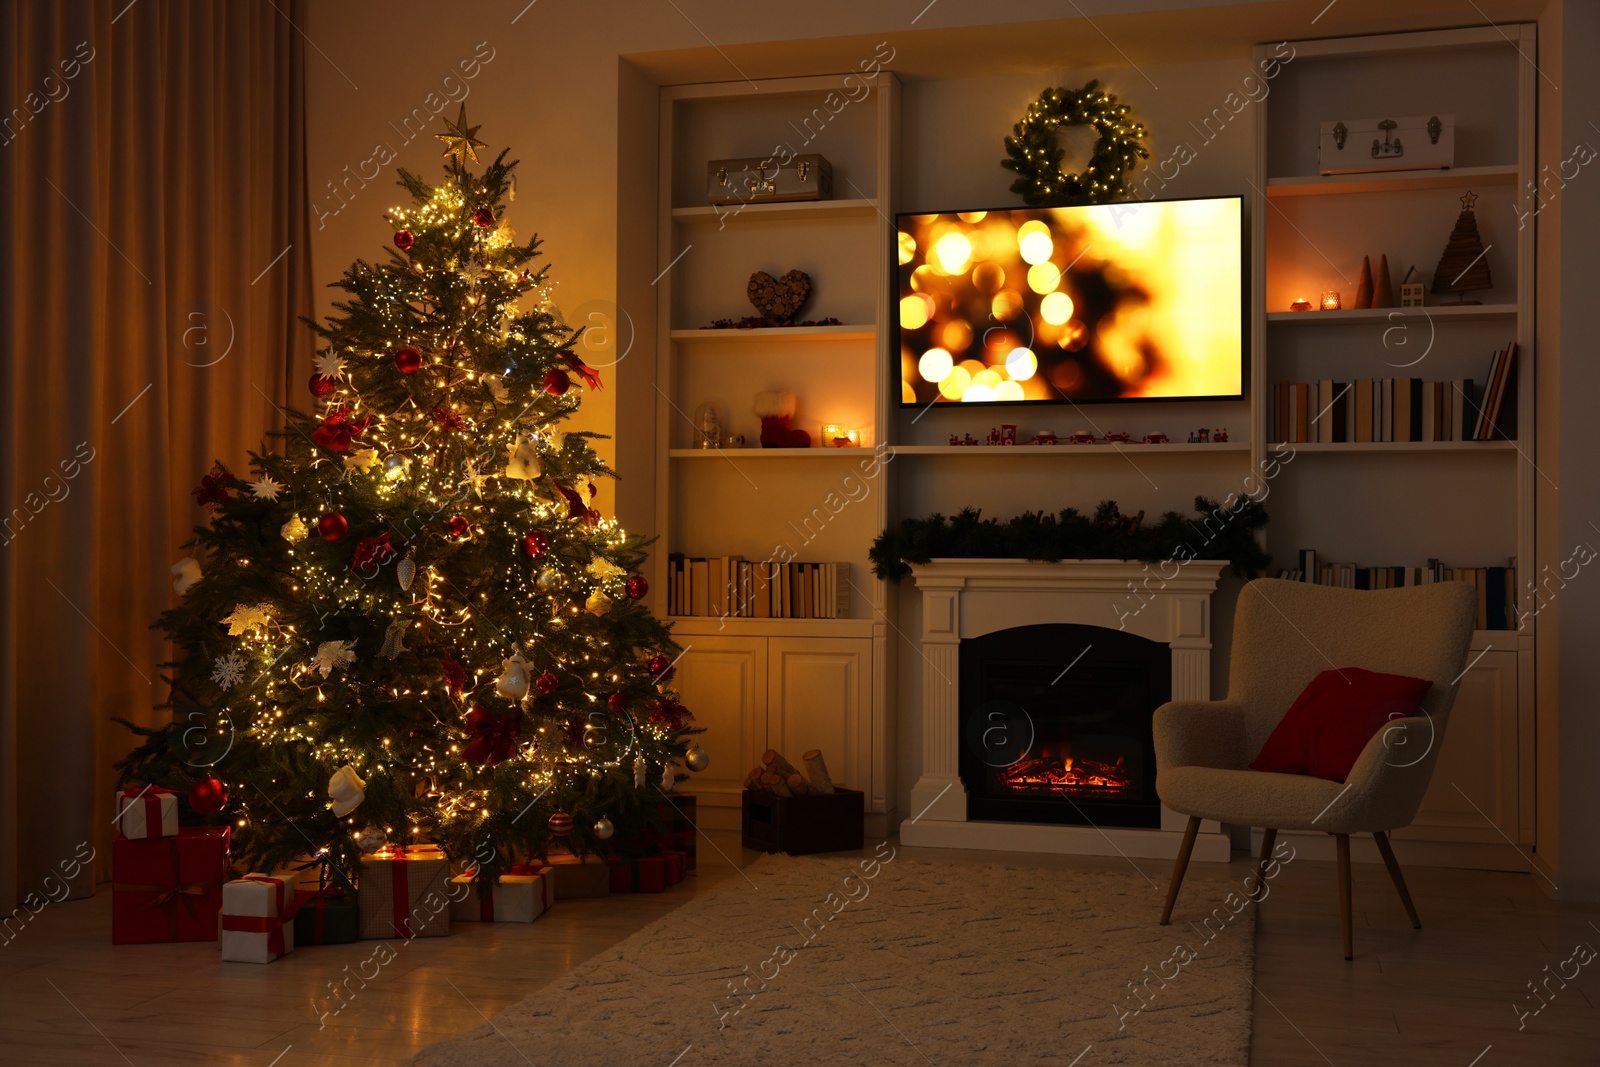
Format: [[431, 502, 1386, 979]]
[[350, 532, 399, 576], [560, 352, 603, 392], [311, 408, 373, 453], [192, 463, 238, 507], [464, 704, 521, 766]]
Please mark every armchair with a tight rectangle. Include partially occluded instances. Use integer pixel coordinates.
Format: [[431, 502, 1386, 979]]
[[1154, 577, 1478, 958]]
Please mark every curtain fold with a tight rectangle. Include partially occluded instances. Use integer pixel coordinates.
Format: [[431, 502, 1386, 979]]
[[0, 0, 312, 913]]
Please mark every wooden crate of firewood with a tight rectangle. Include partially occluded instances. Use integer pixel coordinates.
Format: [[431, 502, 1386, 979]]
[[741, 749, 863, 855]]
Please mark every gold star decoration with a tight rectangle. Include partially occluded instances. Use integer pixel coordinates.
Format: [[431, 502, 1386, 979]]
[[435, 104, 487, 165], [1460, 190, 1479, 211]]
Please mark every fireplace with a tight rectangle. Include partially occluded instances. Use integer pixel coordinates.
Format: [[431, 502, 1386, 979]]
[[960, 624, 1167, 828], [901, 558, 1230, 861]]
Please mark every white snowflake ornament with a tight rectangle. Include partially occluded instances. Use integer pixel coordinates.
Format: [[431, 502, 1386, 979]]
[[251, 476, 284, 502], [222, 602, 272, 636], [462, 457, 488, 497], [314, 351, 348, 379], [586, 557, 626, 583], [542, 429, 567, 455], [211, 652, 247, 690], [312, 639, 357, 678], [505, 436, 542, 480]]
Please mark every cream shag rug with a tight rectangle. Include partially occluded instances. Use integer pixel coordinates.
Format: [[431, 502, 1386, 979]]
[[412, 852, 1254, 1066]]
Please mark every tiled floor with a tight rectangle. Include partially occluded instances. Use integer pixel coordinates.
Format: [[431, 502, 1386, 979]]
[[2, 831, 1596, 1064]]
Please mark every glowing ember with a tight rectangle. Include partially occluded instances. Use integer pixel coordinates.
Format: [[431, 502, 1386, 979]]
[[999, 752, 1132, 797]]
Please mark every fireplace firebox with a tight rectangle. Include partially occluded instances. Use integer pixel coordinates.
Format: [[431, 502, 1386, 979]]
[[959, 623, 1168, 829]]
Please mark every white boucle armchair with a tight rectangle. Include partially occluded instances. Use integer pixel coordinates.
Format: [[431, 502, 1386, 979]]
[[1154, 577, 1478, 959]]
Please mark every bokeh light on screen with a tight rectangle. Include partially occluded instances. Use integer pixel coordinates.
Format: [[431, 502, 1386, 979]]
[[897, 198, 1243, 405]]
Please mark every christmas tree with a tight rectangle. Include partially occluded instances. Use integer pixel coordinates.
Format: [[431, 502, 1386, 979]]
[[1430, 190, 1492, 303], [118, 108, 699, 883]]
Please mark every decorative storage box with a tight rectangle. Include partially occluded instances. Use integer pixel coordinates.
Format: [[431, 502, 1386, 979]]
[[608, 855, 666, 894], [111, 826, 230, 944], [1319, 114, 1454, 174], [449, 865, 555, 923], [294, 888, 360, 945], [742, 787, 864, 856], [358, 845, 452, 940], [545, 852, 611, 899], [114, 786, 179, 840], [706, 154, 832, 206], [221, 874, 294, 964]]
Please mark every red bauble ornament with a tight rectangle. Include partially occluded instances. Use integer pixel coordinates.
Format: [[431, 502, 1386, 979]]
[[624, 574, 649, 600], [394, 346, 423, 374], [608, 692, 629, 713], [535, 671, 559, 695], [448, 515, 471, 538], [393, 229, 415, 251], [522, 531, 550, 558], [309, 373, 337, 398], [649, 654, 676, 683], [317, 513, 349, 541], [547, 811, 573, 836], [189, 777, 228, 815], [542, 368, 571, 396], [473, 207, 495, 229]]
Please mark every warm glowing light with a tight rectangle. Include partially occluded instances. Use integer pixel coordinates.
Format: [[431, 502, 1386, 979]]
[[1027, 262, 1062, 294], [1018, 221, 1053, 264], [935, 232, 974, 274], [991, 291, 1024, 320], [1039, 291, 1075, 325], [897, 231, 917, 265], [971, 262, 1005, 293], [957, 211, 988, 222], [939, 319, 973, 351], [1321, 290, 1342, 311], [1006, 347, 1038, 381], [900, 294, 933, 330], [918, 348, 953, 382], [962, 383, 997, 402], [994, 381, 1025, 401], [938, 366, 972, 399], [973, 368, 1001, 388]]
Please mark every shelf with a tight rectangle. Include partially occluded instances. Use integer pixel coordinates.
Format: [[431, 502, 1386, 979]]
[[890, 442, 1250, 456], [1270, 440, 1519, 453], [1266, 304, 1517, 325], [671, 198, 881, 223], [1265, 164, 1519, 198], [670, 324, 876, 343], [668, 448, 872, 459], [667, 616, 876, 639]]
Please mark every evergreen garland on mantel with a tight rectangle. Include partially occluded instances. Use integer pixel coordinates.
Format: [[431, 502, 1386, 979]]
[[870, 498, 1269, 582]]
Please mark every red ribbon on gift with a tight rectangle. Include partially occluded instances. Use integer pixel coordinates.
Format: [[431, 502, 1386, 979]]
[[371, 845, 443, 938], [295, 887, 346, 944], [225, 874, 295, 959], [118, 786, 173, 837]]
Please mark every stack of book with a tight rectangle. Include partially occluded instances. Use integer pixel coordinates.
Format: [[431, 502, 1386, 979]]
[[1273, 341, 1518, 445], [666, 555, 851, 619], [1278, 550, 1517, 630]]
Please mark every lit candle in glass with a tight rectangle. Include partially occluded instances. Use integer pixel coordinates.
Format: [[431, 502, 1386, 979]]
[[1320, 291, 1342, 311], [1290, 297, 1313, 312], [821, 424, 860, 448]]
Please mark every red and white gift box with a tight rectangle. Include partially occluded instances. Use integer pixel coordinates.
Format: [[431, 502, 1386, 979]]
[[449, 864, 554, 923], [221, 873, 296, 964], [358, 844, 452, 939], [114, 786, 178, 840]]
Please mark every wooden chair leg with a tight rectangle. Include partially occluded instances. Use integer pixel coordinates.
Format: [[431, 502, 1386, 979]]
[[1160, 816, 1202, 925], [1335, 833, 1353, 960], [1374, 831, 1422, 929], [1252, 828, 1277, 902]]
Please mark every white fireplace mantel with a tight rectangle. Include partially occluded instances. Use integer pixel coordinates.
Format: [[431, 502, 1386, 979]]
[[899, 558, 1231, 861]]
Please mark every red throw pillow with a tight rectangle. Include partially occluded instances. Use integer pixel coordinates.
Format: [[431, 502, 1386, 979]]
[[1251, 668, 1433, 782]]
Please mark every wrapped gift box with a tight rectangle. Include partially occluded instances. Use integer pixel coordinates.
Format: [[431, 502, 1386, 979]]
[[112, 826, 230, 944], [293, 888, 360, 945], [221, 874, 294, 964], [114, 786, 178, 840], [661, 850, 686, 887], [545, 852, 611, 899], [449, 865, 555, 923], [608, 855, 666, 894], [617, 795, 698, 873], [358, 845, 452, 940]]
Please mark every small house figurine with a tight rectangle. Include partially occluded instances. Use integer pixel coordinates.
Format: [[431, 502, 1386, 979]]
[[1400, 266, 1425, 307], [1212, 428, 1229, 443]]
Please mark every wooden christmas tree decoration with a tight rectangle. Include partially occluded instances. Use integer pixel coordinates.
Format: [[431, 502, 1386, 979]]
[[1373, 253, 1394, 308], [1431, 191, 1492, 303], [1354, 255, 1374, 308]]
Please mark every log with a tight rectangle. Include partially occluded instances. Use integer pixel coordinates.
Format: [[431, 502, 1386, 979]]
[[786, 772, 811, 795], [801, 749, 836, 794], [743, 768, 763, 791], [761, 771, 792, 797], [762, 749, 802, 781]]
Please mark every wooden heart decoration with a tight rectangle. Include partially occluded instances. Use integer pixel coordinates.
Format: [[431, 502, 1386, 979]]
[[747, 270, 811, 325]]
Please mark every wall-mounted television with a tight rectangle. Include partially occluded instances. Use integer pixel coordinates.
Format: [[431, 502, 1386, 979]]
[[895, 196, 1245, 406]]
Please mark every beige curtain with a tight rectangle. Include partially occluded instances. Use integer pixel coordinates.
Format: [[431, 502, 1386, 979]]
[[0, 0, 313, 912]]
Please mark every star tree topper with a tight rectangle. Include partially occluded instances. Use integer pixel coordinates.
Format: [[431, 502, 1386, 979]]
[[435, 104, 487, 165]]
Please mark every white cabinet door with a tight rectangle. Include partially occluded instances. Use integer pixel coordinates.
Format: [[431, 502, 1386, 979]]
[[1399, 649, 1518, 845], [766, 637, 871, 793], [673, 636, 766, 807]]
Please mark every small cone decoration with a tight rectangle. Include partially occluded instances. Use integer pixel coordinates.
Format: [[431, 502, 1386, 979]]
[[1354, 255, 1373, 309], [1372, 254, 1394, 309]]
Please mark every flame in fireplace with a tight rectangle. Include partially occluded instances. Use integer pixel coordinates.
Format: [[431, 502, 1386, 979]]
[[999, 746, 1133, 798]]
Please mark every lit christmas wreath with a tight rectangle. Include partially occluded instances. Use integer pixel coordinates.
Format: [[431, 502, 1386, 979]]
[[1001, 81, 1149, 206]]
